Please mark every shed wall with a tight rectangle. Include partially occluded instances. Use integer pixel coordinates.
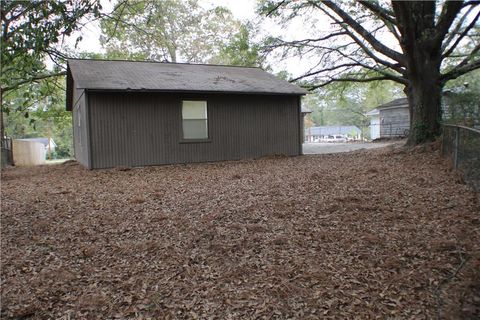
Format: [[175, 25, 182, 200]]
[[12, 140, 46, 166], [87, 92, 300, 169], [72, 88, 90, 167], [380, 107, 410, 137]]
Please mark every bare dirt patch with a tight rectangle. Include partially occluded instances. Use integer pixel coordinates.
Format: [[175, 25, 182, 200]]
[[1, 147, 479, 319]]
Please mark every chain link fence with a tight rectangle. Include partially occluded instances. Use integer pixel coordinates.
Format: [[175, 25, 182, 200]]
[[442, 124, 480, 192], [363, 121, 410, 140]]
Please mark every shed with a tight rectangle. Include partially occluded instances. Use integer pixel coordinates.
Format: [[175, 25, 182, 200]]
[[66, 59, 307, 169], [366, 98, 409, 140], [17, 138, 56, 153], [12, 140, 46, 166]]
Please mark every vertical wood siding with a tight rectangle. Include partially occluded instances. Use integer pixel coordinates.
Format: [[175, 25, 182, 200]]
[[87, 92, 300, 169]]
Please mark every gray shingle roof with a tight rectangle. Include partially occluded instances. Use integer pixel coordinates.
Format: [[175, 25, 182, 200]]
[[378, 97, 408, 109], [67, 59, 307, 96]]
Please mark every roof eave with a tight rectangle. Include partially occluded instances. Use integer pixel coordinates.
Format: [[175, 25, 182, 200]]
[[378, 104, 409, 111], [365, 109, 380, 116], [80, 88, 308, 96]]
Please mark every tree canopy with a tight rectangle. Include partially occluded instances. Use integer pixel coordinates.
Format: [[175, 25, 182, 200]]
[[0, 0, 102, 138], [211, 23, 266, 67], [261, 0, 480, 144], [100, 0, 240, 63]]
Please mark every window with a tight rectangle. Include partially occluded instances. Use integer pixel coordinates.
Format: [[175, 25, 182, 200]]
[[182, 100, 208, 140]]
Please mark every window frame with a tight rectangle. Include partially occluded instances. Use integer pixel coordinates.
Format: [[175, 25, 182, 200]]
[[180, 99, 211, 143]]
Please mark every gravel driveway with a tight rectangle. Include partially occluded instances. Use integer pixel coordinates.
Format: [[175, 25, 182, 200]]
[[302, 141, 400, 154]]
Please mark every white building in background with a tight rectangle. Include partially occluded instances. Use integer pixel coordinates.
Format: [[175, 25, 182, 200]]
[[365, 108, 381, 140], [366, 98, 410, 140], [17, 138, 57, 154]]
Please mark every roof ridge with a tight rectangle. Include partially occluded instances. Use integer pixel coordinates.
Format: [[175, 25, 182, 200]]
[[67, 58, 262, 70]]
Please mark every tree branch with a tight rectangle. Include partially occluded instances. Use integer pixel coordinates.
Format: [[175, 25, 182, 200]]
[[103, 0, 129, 44], [290, 49, 407, 85], [441, 5, 476, 52], [315, 5, 404, 73], [2, 72, 66, 93], [442, 9, 480, 58], [358, 1, 395, 24], [463, 1, 480, 8], [315, 0, 405, 65], [265, 0, 287, 17], [307, 76, 393, 90], [290, 63, 362, 81], [441, 59, 480, 83], [434, 1, 465, 51]]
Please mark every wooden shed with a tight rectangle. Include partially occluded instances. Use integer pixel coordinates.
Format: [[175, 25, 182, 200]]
[[66, 59, 308, 169], [366, 98, 410, 140]]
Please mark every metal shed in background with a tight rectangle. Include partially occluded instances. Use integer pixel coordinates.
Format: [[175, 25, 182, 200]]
[[66, 59, 307, 169]]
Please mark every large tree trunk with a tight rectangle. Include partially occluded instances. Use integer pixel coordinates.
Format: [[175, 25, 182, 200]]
[[406, 67, 443, 145], [392, 1, 448, 145], [402, 37, 444, 145]]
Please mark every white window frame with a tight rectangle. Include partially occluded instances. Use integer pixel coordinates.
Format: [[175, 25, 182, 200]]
[[181, 100, 209, 140]]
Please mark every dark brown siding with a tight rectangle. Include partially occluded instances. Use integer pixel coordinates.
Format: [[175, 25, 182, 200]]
[[87, 92, 301, 169], [72, 88, 90, 167]]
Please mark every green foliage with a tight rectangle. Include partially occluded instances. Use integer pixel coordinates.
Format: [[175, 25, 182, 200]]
[[1, 0, 101, 140], [1, 0, 101, 93], [211, 23, 265, 67], [411, 122, 429, 144], [100, 0, 239, 63], [303, 80, 403, 139], [4, 77, 73, 158], [275, 70, 292, 81]]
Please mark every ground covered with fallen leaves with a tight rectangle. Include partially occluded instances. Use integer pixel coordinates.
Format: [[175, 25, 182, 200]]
[[1, 145, 479, 319]]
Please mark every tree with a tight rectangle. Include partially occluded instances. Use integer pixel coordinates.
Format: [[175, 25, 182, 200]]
[[4, 75, 74, 158], [443, 69, 480, 126], [1, 0, 102, 139], [100, 0, 239, 63], [261, 0, 480, 144], [211, 23, 266, 67], [303, 78, 402, 132]]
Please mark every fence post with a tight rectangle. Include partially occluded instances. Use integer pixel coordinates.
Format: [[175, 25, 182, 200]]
[[453, 126, 459, 169]]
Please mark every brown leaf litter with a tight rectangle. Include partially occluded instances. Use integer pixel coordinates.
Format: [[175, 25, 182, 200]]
[[1, 145, 479, 319]]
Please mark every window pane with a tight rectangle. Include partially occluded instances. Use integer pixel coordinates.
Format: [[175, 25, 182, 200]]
[[183, 119, 208, 139], [182, 100, 208, 139], [182, 101, 207, 119]]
